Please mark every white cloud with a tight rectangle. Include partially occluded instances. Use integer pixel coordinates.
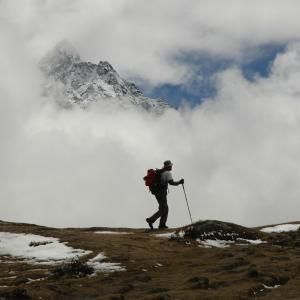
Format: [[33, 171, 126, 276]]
[[1, 42, 300, 228], [1, 2, 300, 229], [2, 0, 300, 87]]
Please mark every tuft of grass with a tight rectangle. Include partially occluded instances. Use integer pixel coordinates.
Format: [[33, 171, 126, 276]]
[[29, 241, 53, 247], [52, 257, 94, 278]]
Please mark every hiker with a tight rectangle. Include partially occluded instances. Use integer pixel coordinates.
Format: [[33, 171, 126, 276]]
[[145, 160, 184, 229]]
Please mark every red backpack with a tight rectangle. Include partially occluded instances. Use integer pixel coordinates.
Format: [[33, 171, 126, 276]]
[[143, 168, 163, 194]]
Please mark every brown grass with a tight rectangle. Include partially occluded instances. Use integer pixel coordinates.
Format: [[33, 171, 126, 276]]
[[0, 220, 300, 299]]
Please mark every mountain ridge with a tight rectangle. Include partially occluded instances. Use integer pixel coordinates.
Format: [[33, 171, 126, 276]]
[[40, 41, 171, 113]]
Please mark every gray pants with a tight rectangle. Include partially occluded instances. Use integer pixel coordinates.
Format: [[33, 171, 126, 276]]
[[148, 189, 169, 227]]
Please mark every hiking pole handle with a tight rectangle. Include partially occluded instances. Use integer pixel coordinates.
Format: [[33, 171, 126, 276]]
[[182, 184, 193, 224]]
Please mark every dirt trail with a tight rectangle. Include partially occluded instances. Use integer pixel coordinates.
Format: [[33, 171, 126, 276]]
[[1, 221, 300, 299]]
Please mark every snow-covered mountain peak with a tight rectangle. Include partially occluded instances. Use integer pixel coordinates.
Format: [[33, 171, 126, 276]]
[[40, 41, 171, 113], [97, 61, 115, 74]]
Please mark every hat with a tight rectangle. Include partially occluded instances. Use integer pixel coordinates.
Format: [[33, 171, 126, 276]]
[[163, 160, 173, 168]]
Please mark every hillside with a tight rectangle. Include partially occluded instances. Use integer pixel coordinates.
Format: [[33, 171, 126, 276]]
[[1, 220, 300, 299]]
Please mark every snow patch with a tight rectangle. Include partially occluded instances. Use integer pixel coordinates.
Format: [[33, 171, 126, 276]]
[[236, 238, 266, 245], [0, 276, 17, 280], [87, 253, 125, 274], [263, 284, 281, 289], [261, 224, 300, 233], [154, 262, 163, 268], [172, 227, 265, 248], [197, 239, 234, 248], [26, 277, 47, 284], [198, 238, 265, 248], [0, 232, 91, 264], [94, 231, 133, 235], [153, 232, 175, 238]]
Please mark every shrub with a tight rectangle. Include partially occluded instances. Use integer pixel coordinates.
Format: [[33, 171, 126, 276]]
[[52, 257, 94, 278]]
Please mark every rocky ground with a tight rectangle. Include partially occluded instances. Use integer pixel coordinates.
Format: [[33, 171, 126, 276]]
[[1, 220, 300, 299]]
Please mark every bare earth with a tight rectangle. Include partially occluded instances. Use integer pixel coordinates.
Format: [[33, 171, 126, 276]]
[[1, 220, 300, 299]]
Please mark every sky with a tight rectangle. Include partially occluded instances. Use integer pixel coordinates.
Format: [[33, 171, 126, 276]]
[[1, 0, 300, 228]]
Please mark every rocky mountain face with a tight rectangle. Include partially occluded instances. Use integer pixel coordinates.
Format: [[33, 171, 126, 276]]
[[40, 41, 170, 113]]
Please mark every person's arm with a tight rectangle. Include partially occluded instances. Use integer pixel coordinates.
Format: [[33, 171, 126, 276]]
[[168, 179, 184, 186]]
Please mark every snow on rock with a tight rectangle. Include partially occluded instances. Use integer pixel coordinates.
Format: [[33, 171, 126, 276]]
[[236, 238, 265, 245], [197, 239, 234, 248], [87, 253, 126, 274], [260, 224, 300, 233], [26, 277, 47, 285], [0, 232, 91, 264], [197, 238, 265, 249], [172, 220, 264, 248], [263, 284, 281, 289], [40, 40, 171, 114]]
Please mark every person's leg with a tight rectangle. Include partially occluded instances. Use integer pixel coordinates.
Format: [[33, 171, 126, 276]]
[[159, 206, 169, 227], [147, 210, 161, 224], [146, 194, 162, 225], [158, 193, 168, 227]]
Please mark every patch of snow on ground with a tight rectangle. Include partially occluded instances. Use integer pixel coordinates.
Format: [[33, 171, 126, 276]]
[[263, 284, 281, 289], [0, 276, 17, 280], [26, 277, 47, 284], [0, 232, 91, 264], [153, 232, 175, 238], [177, 230, 185, 238], [197, 239, 234, 248], [197, 238, 265, 248], [237, 238, 266, 245], [87, 253, 126, 274], [261, 224, 300, 233], [94, 231, 133, 235]]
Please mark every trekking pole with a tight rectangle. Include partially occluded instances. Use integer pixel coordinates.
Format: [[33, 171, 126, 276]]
[[182, 184, 193, 224]]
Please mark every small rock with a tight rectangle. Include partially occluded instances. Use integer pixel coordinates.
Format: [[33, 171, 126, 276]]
[[209, 281, 229, 289], [248, 269, 259, 278], [264, 275, 289, 286], [118, 284, 134, 294], [135, 274, 152, 282], [189, 276, 210, 289]]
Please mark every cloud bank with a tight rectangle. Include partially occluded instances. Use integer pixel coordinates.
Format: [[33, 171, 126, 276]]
[[2, 34, 300, 228], [1, 1, 300, 228], [2, 0, 300, 88]]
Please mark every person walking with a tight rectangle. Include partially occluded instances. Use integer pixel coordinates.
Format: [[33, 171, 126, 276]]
[[146, 160, 184, 229]]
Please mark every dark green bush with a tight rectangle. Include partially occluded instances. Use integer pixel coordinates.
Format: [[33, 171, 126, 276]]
[[52, 257, 94, 278]]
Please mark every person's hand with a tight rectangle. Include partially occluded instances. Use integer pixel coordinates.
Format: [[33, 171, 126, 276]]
[[179, 179, 184, 185]]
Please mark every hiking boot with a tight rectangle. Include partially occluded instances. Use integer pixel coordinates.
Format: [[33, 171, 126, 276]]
[[146, 218, 153, 230], [159, 225, 168, 229]]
